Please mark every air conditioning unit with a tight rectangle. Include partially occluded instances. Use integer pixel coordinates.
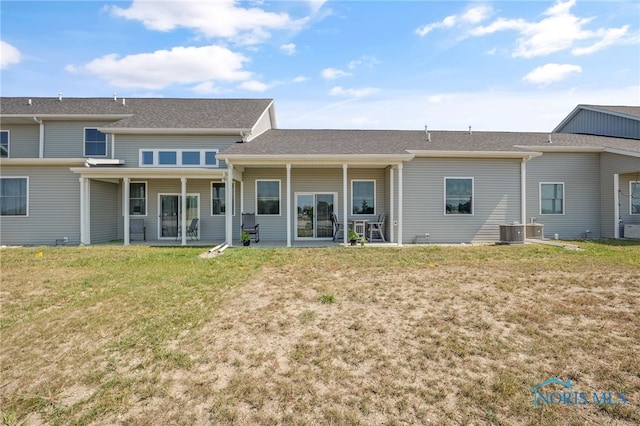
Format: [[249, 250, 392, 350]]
[[499, 223, 525, 244]]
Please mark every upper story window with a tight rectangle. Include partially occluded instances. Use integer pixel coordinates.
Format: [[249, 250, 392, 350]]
[[445, 177, 473, 215], [0, 131, 9, 158], [631, 182, 640, 215], [1, 177, 28, 216], [540, 182, 564, 215], [352, 180, 375, 215], [140, 149, 219, 167], [84, 128, 107, 157]]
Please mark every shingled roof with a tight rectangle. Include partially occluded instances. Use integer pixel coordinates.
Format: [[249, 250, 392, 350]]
[[0, 97, 274, 130]]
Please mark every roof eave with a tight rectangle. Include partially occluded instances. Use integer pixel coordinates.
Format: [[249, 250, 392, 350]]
[[407, 150, 542, 159], [97, 127, 252, 135], [0, 158, 87, 166], [513, 145, 604, 153], [219, 153, 414, 165], [603, 147, 640, 158], [69, 167, 228, 179]]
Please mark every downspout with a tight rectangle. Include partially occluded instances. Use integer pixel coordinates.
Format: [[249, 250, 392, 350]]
[[34, 117, 44, 158]]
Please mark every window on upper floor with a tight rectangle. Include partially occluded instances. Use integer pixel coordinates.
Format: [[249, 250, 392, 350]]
[[0, 177, 28, 216], [445, 177, 473, 215], [631, 182, 640, 215], [129, 182, 147, 216], [84, 128, 107, 157], [540, 182, 564, 215], [140, 149, 219, 167], [352, 180, 376, 215], [0, 131, 9, 158], [256, 180, 280, 215], [212, 182, 235, 215]]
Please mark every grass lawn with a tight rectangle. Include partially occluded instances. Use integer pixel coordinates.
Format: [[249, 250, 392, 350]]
[[1, 241, 639, 425]]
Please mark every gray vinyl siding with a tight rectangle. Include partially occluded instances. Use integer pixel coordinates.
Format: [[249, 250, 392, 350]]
[[402, 158, 522, 243], [526, 153, 600, 239], [1, 124, 39, 158], [90, 180, 120, 243], [558, 109, 640, 139], [43, 121, 114, 158], [0, 166, 80, 245], [239, 167, 387, 241], [599, 152, 640, 237], [113, 134, 237, 168]]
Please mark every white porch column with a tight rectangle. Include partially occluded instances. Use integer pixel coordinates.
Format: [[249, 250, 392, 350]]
[[226, 164, 234, 246], [286, 164, 292, 247], [521, 159, 527, 225], [389, 167, 395, 243], [614, 174, 620, 238], [397, 163, 403, 246], [343, 163, 348, 245], [181, 177, 187, 246], [79, 177, 91, 245], [123, 177, 130, 245]]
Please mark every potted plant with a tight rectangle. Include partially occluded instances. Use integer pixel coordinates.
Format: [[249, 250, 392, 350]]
[[241, 231, 251, 246], [348, 230, 359, 246]]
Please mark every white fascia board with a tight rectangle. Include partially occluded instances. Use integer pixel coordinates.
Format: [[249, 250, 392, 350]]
[[604, 147, 640, 158], [408, 150, 542, 159], [85, 158, 125, 166], [218, 153, 414, 166], [514, 145, 604, 153], [97, 127, 252, 135], [69, 167, 227, 179], [0, 158, 86, 166], [2, 114, 132, 121]]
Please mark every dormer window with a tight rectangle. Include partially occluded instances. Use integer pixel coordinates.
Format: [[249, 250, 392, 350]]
[[84, 128, 107, 157], [139, 149, 219, 167]]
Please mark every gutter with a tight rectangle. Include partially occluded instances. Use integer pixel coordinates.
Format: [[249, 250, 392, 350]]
[[97, 127, 253, 135], [407, 150, 542, 159], [217, 153, 414, 165]]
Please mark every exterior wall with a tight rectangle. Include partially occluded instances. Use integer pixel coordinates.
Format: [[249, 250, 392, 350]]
[[90, 180, 120, 244], [114, 134, 237, 168], [239, 167, 388, 241], [599, 153, 640, 237], [0, 166, 80, 245], [526, 153, 601, 239], [558, 109, 640, 139], [43, 121, 114, 158], [251, 108, 274, 137], [401, 157, 522, 243], [1, 124, 39, 158]]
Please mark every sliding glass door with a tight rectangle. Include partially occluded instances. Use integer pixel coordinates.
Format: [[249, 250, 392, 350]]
[[159, 194, 199, 239], [296, 193, 335, 239]]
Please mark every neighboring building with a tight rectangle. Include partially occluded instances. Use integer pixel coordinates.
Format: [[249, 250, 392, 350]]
[[1, 96, 638, 246]]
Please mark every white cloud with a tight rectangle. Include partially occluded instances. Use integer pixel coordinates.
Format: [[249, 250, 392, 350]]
[[293, 76, 309, 83], [321, 67, 352, 80], [192, 81, 222, 95], [469, 0, 631, 58], [523, 63, 582, 85], [308, 0, 327, 14], [416, 5, 492, 36], [347, 55, 379, 70], [329, 86, 380, 98], [238, 80, 271, 92], [79, 45, 252, 90], [0, 41, 21, 69], [280, 43, 296, 55], [108, 0, 307, 45]]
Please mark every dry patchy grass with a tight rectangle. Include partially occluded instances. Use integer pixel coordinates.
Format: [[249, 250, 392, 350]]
[[1, 241, 639, 425]]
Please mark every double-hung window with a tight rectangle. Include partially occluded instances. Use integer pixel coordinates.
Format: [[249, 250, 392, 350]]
[[0, 177, 28, 216], [631, 182, 640, 215], [540, 182, 564, 215], [256, 180, 280, 215], [129, 182, 147, 215], [84, 128, 107, 156], [445, 177, 473, 215], [352, 180, 375, 215], [0, 131, 9, 158], [212, 182, 234, 215]]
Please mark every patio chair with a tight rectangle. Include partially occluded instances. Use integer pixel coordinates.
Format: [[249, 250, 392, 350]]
[[176, 218, 200, 241], [241, 213, 260, 242], [129, 218, 146, 241], [331, 212, 343, 241], [368, 214, 386, 242]]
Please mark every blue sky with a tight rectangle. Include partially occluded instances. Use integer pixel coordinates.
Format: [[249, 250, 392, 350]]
[[1, 0, 639, 131]]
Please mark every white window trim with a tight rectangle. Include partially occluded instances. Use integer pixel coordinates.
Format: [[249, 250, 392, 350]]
[[256, 179, 281, 216], [351, 179, 376, 216], [139, 149, 219, 167], [0, 176, 29, 217], [539, 182, 565, 215], [129, 181, 148, 217], [1, 130, 10, 158], [211, 181, 235, 216], [444, 177, 474, 216], [83, 127, 108, 158], [631, 181, 640, 215]]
